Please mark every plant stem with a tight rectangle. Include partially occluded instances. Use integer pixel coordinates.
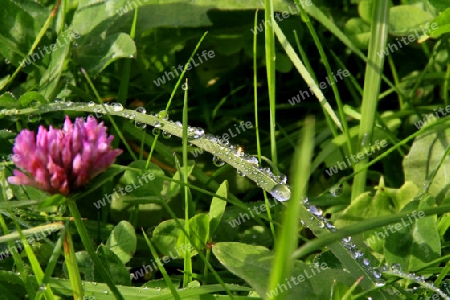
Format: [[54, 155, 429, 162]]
[[66, 199, 124, 300], [63, 225, 84, 299]]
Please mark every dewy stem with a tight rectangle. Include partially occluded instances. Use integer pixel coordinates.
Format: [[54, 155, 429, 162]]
[[66, 199, 125, 300]]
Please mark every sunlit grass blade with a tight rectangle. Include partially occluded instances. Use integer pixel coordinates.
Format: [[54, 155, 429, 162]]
[[267, 116, 314, 300], [272, 19, 343, 131], [181, 79, 193, 287], [351, 0, 389, 201]]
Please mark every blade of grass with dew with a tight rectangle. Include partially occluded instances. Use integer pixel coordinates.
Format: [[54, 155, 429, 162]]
[[271, 19, 343, 131], [296, 0, 352, 155], [254, 9, 275, 238], [267, 116, 314, 300], [351, 0, 389, 201], [292, 204, 450, 259], [17, 102, 291, 201], [182, 79, 192, 287], [142, 230, 181, 300]]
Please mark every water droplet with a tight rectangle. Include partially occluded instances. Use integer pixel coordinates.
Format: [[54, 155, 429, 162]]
[[342, 236, 352, 243], [152, 128, 160, 135], [372, 270, 382, 279], [175, 121, 182, 127], [28, 114, 40, 123], [162, 131, 171, 139], [363, 258, 370, 266], [130, 54, 134, 58], [213, 156, 225, 167], [153, 121, 162, 128], [269, 184, 291, 202], [65, 101, 73, 107], [109, 102, 123, 111], [182, 82, 188, 90], [135, 106, 146, 114], [308, 205, 323, 217], [39, 284, 47, 291], [135, 107, 147, 128], [88, 101, 95, 107], [330, 184, 343, 197], [102, 290, 109, 294]]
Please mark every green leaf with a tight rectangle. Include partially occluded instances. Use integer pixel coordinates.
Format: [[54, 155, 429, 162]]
[[152, 219, 186, 258], [38, 30, 77, 100], [38, 194, 66, 209], [184, 213, 209, 251], [208, 180, 228, 236], [343, 18, 371, 49], [0, 0, 47, 67], [403, 123, 450, 203], [95, 245, 131, 286], [212, 242, 357, 299], [384, 197, 441, 272], [388, 5, 434, 35], [0, 92, 19, 109], [106, 221, 136, 265], [18, 91, 48, 107], [429, 7, 450, 38], [74, 32, 136, 75], [426, 0, 450, 13]]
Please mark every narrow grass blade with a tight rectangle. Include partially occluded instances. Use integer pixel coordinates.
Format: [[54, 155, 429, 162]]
[[351, 0, 390, 200], [267, 116, 314, 300]]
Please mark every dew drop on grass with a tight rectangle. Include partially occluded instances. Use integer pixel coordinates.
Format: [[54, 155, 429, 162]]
[[110, 102, 123, 111], [269, 184, 291, 202], [28, 114, 40, 123], [88, 101, 95, 107], [152, 128, 160, 135], [153, 121, 162, 128], [162, 131, 171, 139], [135, 107, 147, 128], [330, 184, 343, 197], [342, 236, 352, 243], [212, 156, 225, 167]]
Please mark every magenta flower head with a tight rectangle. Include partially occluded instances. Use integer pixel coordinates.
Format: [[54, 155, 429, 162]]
[[8, 115, 123, 196]]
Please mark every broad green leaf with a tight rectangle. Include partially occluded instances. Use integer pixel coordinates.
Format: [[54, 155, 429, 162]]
[[384, 197, 441, 272], [388, 5, 434, 35], [0, 0, 47, 67], [0, 92, 19, 109], [152, 219, 186, 258], [38, 30, 76, 100], [213, 242, 358, 299], [343, 18, 371, 49], [110, 161, 165, 227], [95, 245, 131, 286], [429, 8, 450, 38], [184, 213, 209, 251], [18, 91, 48, 107], [0, 283, 20, 300], [106, 221, 136, 265], [73, 32, 136, 75], [209, 180, 228, 236], [426, 0, 450, 13], [403, 122, 450, 204]]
